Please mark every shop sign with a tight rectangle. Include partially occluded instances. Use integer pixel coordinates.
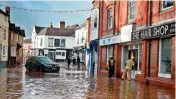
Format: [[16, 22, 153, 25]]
[[100, 36, 118, 46], [131, 22, 175, 41]]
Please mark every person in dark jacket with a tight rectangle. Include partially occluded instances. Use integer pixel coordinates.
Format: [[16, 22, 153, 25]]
[[107, 56, 115, 78], [73, 57, 76, 65], [77, 56, 80, 70], [67, 57, 71, 69]]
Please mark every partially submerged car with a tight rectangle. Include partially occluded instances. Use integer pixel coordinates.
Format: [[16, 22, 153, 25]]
[[25, 56, 60, 72]]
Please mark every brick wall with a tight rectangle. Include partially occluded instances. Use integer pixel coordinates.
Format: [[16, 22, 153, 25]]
[[149, 39, 159, 77]]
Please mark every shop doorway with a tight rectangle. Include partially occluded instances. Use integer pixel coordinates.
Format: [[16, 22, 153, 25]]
[[128, 49, 138, 79]]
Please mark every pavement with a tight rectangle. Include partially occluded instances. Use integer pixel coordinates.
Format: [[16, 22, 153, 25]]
[[0, 62, 175, 99]]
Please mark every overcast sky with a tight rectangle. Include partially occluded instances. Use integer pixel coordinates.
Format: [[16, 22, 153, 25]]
[[0, 1, 92, 38]]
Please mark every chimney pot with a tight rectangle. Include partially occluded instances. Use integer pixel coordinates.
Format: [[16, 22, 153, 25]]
[[60, 21, 65, 29], [5, 6, 10, 15]]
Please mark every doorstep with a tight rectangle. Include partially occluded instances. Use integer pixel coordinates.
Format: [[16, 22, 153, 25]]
[[146, 77, 175, 89]]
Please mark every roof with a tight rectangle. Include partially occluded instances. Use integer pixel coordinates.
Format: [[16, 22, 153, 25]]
[[23, 39, 32, 44], [38, 27, 75, 36], [66, 24, 79, 29], [0, 9, 9, 16], [9, 23, 15, 30], [35, 25, 45, 34]]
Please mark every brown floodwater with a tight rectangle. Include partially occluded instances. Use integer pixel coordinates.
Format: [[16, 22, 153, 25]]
[[0, 65, 175, 99]]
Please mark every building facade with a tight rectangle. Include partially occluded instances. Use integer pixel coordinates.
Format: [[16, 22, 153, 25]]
[[74, 22, 88, 63], [98, 1, 175, 88], [0, 9, 9, 67], [32, 22, 75, 61], [89, 1, 99, 77]]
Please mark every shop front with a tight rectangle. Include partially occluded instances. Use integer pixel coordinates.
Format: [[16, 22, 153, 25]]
[[131, 21, 175, 88]]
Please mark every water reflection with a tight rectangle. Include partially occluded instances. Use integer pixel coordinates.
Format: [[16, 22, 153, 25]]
[[0, 66, 175, 99]]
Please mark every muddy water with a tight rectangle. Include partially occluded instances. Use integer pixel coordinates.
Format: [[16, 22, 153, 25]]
[[0, 66, 175, 99]]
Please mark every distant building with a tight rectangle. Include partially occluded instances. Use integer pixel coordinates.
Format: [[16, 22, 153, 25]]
[[0, 9, 9, 67], [23, 38, 32, 58], [31, 22, 77, 61]]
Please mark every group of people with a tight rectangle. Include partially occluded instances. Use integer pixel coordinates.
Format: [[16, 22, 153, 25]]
[[66, 56, 80, 69], [106, 56, 135, 80]]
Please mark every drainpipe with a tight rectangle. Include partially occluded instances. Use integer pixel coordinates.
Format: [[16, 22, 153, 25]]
[[146, 0, 152, 84], [97, 1, 101, 76]]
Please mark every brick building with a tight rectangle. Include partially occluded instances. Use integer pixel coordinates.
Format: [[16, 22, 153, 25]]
[[98, 1, 175, 88]]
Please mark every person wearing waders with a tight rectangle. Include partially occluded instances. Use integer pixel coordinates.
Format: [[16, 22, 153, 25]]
[[77, 56, 80, 70], [67, 57, 71, 69], [121, 56, 135, 80], [107, 56, 115, 78]]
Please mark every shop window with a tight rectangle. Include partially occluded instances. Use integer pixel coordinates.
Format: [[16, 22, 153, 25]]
[[107, 9, 112, 29], [62, 52, 65, 56], [159, 38, 171, 77], [107, 45, 113, 61], [162, 0, 174, 10], [128, 0, 135, 21]]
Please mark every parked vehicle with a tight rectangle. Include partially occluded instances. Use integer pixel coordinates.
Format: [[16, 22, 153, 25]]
[[25, 56, 60, 72]]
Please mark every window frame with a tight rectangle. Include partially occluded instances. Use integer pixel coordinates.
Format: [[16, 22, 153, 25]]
[[62, 52, 65, 56], [128, 0, 136, 21], [107, 9, 113, 29], [3, 29, 6, 40], [40, 38, 43, 46], [162, 0, 174, 11], [3, 46, 5, 55], [93, 10, 98, 28], [158, 38, 172, 78], [61, 39, 66, 47], [54, 39, 60, 47], [48, 38, 54, 47]]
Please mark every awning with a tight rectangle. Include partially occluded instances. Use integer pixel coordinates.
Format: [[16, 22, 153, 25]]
[[89, 39, 98, 52]]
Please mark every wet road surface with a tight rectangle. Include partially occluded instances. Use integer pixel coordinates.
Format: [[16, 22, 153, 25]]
[[0, 64, 175, 99]]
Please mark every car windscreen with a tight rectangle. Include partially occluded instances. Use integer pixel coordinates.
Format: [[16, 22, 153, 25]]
[[38, 57, 53, 63]]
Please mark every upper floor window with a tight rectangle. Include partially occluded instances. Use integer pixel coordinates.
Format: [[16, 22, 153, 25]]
[[162, 0, 174, 10], [94, 10, 98, 28], [4, 29, 6, 40], [54, 39, 60, 47], [40, 38, 43, 46], [128, 0, 135, 21], [48, 38, 54, 47], [61, 39, 65, 47], [107, 9, 113, 29]]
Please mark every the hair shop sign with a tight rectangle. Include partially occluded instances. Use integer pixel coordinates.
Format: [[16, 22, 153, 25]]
[[131, 22, 175, 41]]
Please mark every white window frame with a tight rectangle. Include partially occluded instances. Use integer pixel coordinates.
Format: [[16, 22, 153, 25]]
[[93, 10, 98, 28], [60, 39, 66, 47], [162, 0, 174, 11], [107, 9, 113, 29], [128, 0, 135, 21], [48, 38, 54, 47], [158, 38, 171, 78], [40, 38, 43, 46]]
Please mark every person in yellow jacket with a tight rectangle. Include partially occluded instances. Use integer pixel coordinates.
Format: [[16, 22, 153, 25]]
[[106, 56, 115, 78], [121, 56, 135, 80]]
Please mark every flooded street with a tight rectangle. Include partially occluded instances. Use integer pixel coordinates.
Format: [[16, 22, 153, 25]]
[[0, 64, 175, 99]]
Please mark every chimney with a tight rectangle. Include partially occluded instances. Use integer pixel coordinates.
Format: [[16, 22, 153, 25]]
[[50, 22, 53, 28], [60, 21, 65, 29], [5, 6, 10, 23]]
